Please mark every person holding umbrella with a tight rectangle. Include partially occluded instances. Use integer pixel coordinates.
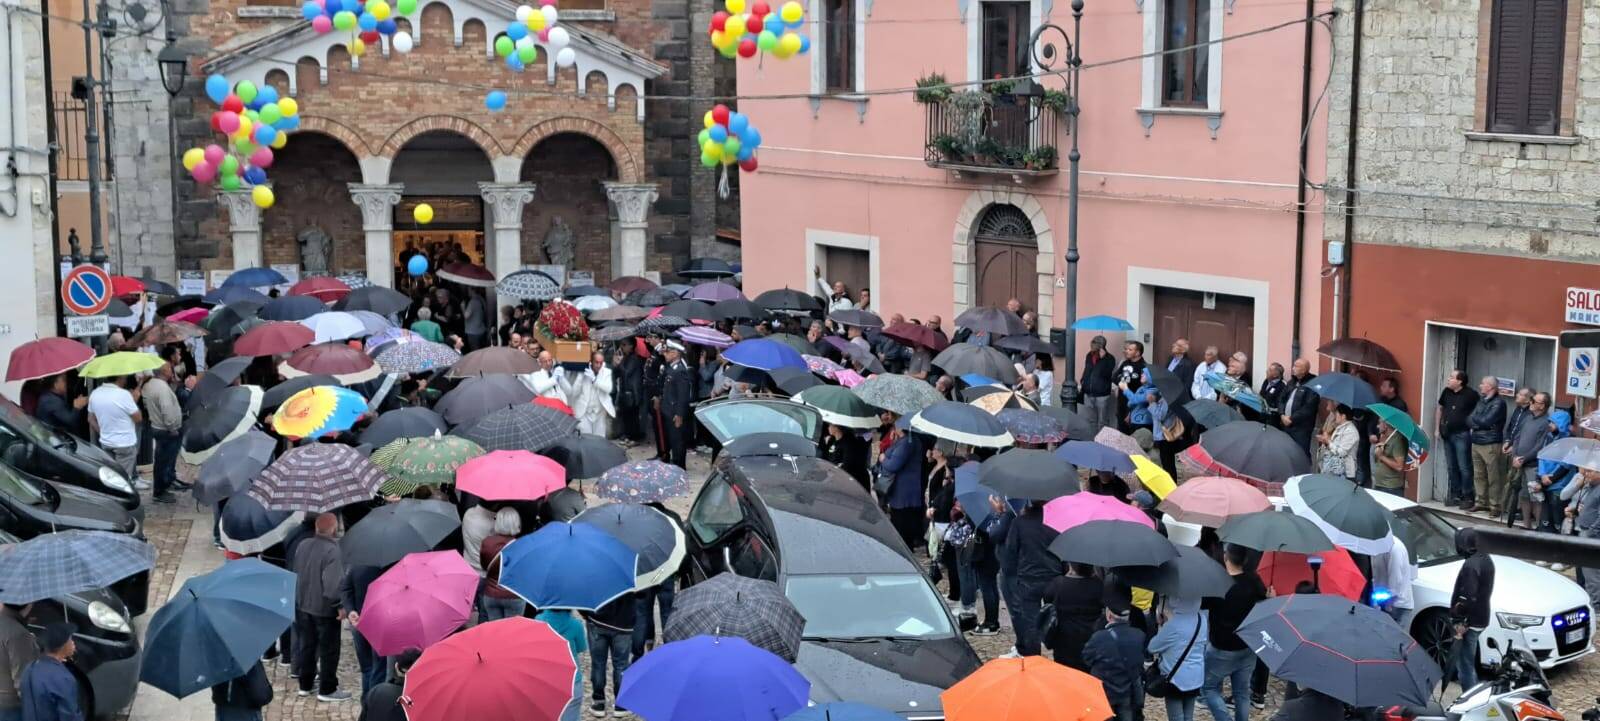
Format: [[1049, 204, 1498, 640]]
[[582, 591, 637, 718], [1001, 499, 1060, 657], [1314, 405, 1360, 481], [879, 413, 926, 551], [292, 514, 351, 702], [1199, 545, 1267, 721], [479, 508, 526, 622], [0, 603, 36, 721], [87, 374, 145, 491], [1147, 597, 1208, 721], [210, 659, 271, 721], [357, 648, 420, 721], [33, 374, 87, 437], [19, 623, 80, 721], [1083, 604, 1147, 721]]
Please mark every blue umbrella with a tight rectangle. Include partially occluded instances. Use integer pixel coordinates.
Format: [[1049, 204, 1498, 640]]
[[1305, 371, 1379, 409], [909, 401, 1014, 448], [1071, 314, 1135, 331], [1203, 372, 1268, 413], [723, 338, 807, 372], [959, 373, 1001, 387], [953, 461, 1000, 526], [784, 703, 904, 721], [0, 530, 156, 603], [140, 558, 294, 698], [202, 285, 269, 307], [221, 267, 289, 288], [618, 635, 810, 721], [259, 295, 325, 321], [498, 522, 638, 610], [218, 493, 306, 556], [1054, 440, 1137, 474]]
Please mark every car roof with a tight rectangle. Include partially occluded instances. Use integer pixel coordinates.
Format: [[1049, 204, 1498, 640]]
[[723, 455, 919, 576]]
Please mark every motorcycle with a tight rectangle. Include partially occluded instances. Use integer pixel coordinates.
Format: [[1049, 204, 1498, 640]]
[[1385, 638, 1563, 721]]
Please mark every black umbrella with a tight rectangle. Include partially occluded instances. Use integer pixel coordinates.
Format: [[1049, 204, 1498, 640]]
[[662, 299, 718, 323], [203, 302, 260, 338], [993, 334, 1054, 355], [573, 503, 685, 588], [933, 343, 1020, 385], [978, 449, 1078, 500], [260, 374, 344, 413], [340, 499, 461, 567], [1187, 422, 1312, 485], [135, 276, 180, 296], [677, 257, 736, 279], [827, 309, 883, 329], [451, 403, 578, 452], [545, 487, 588, 522], [954, 306, 1026, 336], [1037, 406, 1096, 441], [1147, 366, 1186, 403], [1113, 546, 1233, 599], [564, 284, 609, 299], [218, 493, 304, 556], [713, 298, 765, 322], [1305, 372, 1379, 409], [633, 287, 682, 308], [543, 434, 628, 479], [1049, 520, 1177, 567], [186, 356, 254, 412], [1240, 594, 1442, 706], [334, 286, 410, 316], [181, 385, 263, 464], [753, 288, 822, 313], [1184, 399, 1244, 429], [769, 366, 821, 396], [106, 298, 134, 318], [258, 295, 325, 322], [434, 375, 536, 426], [1217, 510, 1334, 553], [194, 430, 276, 505], [360, 407, 449, 449]]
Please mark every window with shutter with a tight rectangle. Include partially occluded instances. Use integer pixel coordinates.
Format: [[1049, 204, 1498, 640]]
[[1486, 0, 1566, 135], [823, 0, 857, 92]]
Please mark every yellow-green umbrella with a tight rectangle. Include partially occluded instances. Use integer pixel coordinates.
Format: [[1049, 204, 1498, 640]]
[[79, 351, 164, 379], [370, 434, 485, 496]]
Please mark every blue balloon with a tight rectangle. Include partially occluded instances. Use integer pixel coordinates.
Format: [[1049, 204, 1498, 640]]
[[324, 0, 341, 14], [708, 125, 728, 143], [377, 18, 398, 34], [736, 145, 754, 162], [274, 114, 300, 130], [728, 113, 749, 135], [243, 166, 268, 185], [301, 2, 321, 20], [204, 75, 229, 104], [257, 85, 279, 106], [765, 14, 784, 32], [798, 35, 810, 54], [743, 128, 762, 149], [406, 255, 428, 276], [506, 54, 524, 71], [254, 125, 277, 145], [485, 90, 507, 111], [507, 23, 527, 40], [357, 12, 377, 30]]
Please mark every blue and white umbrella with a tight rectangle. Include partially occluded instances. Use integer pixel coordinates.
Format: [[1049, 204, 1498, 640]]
[[910, 401, 1014, 448], [498, 522, 638, 610], [376, 341, 461, 375]]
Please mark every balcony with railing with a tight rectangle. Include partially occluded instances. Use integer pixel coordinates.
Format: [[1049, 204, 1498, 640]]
[[51, 93, 100, 183], [922, 85, 1062, 181]]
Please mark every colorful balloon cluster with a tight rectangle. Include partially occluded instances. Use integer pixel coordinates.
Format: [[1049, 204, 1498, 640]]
[[486, 0, 572, 111], [698, 104, 761, 172], [302, 0, 419, 56], [709, 0, 808, 59], [185, 74, 303, 208]]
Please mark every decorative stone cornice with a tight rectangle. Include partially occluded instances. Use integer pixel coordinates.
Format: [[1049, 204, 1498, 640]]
[[348, 183, 404, 231], [478, 182, 537, 229], [603, 182, 658, 228]]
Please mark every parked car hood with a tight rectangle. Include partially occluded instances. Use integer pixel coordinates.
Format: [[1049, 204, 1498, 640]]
[[795, 637, 980, 717], [50, 483, 136, 533], [1416, 554, 1591, 617]]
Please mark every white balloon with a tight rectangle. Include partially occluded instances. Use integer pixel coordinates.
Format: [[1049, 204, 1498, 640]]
[[515, 36, 534, 49], [515, 4, 533, 21], [556, 46, 576, 67], [548, 25, 570, 48], [392, 31, 413, 53], [540, 4, 558, 25]]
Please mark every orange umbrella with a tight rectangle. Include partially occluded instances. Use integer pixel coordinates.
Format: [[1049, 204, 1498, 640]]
[[1258, 546, 1366, 600], [532, 396, 574, 416], [942, 656, 1112, 721]]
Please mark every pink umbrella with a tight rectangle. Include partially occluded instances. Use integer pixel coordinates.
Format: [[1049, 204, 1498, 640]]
[[1043, 493, 1155, 533], [834, 369, 865, 388], [357, 551, 478, 655], [1157, 476, 1271, 528], [456, 450, 566, 501], [168, 307, 209, 324]]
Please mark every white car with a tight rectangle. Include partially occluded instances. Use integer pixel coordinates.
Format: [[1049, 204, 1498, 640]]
[[1163, 492, 1595, 669]]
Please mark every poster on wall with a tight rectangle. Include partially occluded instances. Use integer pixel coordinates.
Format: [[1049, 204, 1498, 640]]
[[271, 264, 301, 296], [568, 271, 594, 287], [527, 264, 566, 287], [178, 271, 206, 297], [643, 271, 662, 284], [208, 269, 233, 291]]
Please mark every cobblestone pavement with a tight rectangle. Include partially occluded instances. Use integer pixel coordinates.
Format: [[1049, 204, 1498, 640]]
[[119, 448, 1600, 721]]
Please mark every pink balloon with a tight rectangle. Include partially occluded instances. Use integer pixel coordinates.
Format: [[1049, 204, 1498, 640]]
[[539, 0, 555, 5], [249, 147, 274, 168], [311, 14, 332, 32], [216, 111, 240, 134], [203, 144, 225, 165], [191, 162, 216, 183], [537, 28, 550, 42]]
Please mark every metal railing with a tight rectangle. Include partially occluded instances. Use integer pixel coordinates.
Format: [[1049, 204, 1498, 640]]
[[923, 93, 1060, 175], [51, 93, 97, 182]]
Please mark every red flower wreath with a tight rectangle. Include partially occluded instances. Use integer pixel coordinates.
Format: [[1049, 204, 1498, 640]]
[[536, 300, 589, 341]]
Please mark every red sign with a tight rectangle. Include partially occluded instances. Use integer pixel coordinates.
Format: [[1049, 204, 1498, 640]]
[[61, 264, 113, 316]]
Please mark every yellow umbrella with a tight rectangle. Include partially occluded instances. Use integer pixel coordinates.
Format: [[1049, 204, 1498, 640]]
[[79, 351, 164, 378], [1130, 454, 1176, 499]]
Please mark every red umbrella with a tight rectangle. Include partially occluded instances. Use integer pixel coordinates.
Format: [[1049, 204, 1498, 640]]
[[1258, 546, 1365, 601], [1316, 338, 1401, 373], [1157, 476, 1272, 527], [234, 321, 315, 358], [608, 275, 657, 294], [532, 396, 574, 416], [401, 617, 577, 721], [6, 337, 95, 382], [110, 275, 145, 298], [882, 321, 949, 352], [437, 262, 496, 288], [288, 276, 351, 303], [279, 342, 381, 384]]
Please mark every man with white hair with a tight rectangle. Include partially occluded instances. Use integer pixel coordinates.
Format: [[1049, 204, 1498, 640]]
[[521, 350, 567, 404], [1189, 346, 1226, 401], [562, 351, 616, 437]]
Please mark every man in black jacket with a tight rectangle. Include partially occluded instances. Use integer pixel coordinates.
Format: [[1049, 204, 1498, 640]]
[[1448, 528, 1494, 690], [1258, 363, 1288, 428], [1163, 338, 1197, 405], [33, 375, 86, 436], [1001, 502, 1060, 657], [1081, 336, 1117, 434], [615, 348, 645, 444], [1083, 605, 1147, 721], [211, 659, 271, 721], [1200, 544, 1268, 721], [643, 344, 666, 458], [1466, 376, 1508, 515], [1279, 359, 1320, 458], [1113, 342, 1149, 434], [659, 341, 693, 469], [358, 648, 420, 721]]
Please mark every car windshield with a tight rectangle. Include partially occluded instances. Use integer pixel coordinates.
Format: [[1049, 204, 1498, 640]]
[[695, 400, 821, 444], [0, 397, 62, 447], [1391, 506, 1461, 567], [0, 462, 46, 506], [787, 574, 955, 640]]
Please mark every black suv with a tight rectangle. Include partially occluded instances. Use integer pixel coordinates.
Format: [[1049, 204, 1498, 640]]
[[0, 396, 141, 518]]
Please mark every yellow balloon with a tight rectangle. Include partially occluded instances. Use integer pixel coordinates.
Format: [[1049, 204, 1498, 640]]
[[725, 0, 745, 13], [414, 203, 434, 224], [182, 148, 205, 171], [703, 111, 716, 129], [703, 140, 723, 160], [235, 116, 254, 139], [351, 38, 366, 56], [270, 132, 288, 149], [780, 0, 803, 22], [368, 0, 390, 19], [527, 11, 546, 30], [778, 32, 802, 56], [251, 185, 275, 209], [724, 14, 746, 37], [711, 30, 726, 48], [277, 98, 298, 116]]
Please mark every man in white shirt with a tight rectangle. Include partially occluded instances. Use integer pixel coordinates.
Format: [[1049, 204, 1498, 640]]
[[88, 376, 146, 490], [521, 350, 567, 404], [561, 352, 616, 437], [813, 266, 854, 312], [1189, 346, 1227, 401], [1371, 535, 1416, 622]]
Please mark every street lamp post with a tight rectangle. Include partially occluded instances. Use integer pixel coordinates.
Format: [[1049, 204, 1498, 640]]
[[1034, 0, 1084, 409]]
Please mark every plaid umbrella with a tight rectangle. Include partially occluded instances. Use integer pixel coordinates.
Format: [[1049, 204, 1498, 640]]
[[181, 385, 263, 464], [437, 262, 496, 288], [591, 305, 650, 322], [337, 273, 372, 289], [852, 374, 943, 416], [497, 270, 561, 301], [608, 276, 657, 294], [279, 342, 381, 384], [434, 376, 537, 426], [128, 319, 206, 347], [194, 430, 276, 505], [802, 354, 844, 377], [676, 326, 733, 349], [334, 286, 409, 315], [376, 341, 461, 375], [590, 325, 637, 343], [249, 443, 387, 513], [635, 315, 690, 335], [0, 530, 156, 604], [662, 572, 805, 662], [597, 460, 688, 503], [370, 434, 486, 495], [995, 408, 1067, 444], [451, 403, 578, 452]]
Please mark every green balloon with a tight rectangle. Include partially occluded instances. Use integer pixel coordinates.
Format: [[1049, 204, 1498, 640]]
[[259, 104, 282, 125], [220, 174, 241, 191], [333, 10, 357, 30], [395, 0, 416, 13], [718, 42, 737, 58], [234, 136, 254, 153], [757, 30, 778, 51], [698, 129, 712, 146], [517, 45, 536, 63], [235, 80, 258, 104], [220, 155, 239, 173], [494, 36, 514, 57], [243, 108, 260, 123], [700, 151, 718, 168], [723, 137, 742, 156]]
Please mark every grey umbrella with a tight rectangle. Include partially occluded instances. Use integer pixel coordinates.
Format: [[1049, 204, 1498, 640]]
[[185, 356, 254, 412], [1114, 545, 1233, 599], [259, 295, 325, 322], [932, 343, 1020, 385], [662, 299, 717, 323], [851, 373, 943, 416], [434, 375, 536, 426], [1037, 406, 1096, 441], [194, 429, 277, 505], [663, 572, 806, 662], [1147, 366, 1186, 403], [543, 435, 628, 479], [0, 531, 156, 603], [181, 385, 263, 464], [1184, 399, 1245, 429], [1185, 421, 1312, 487], [573, 503, 686, 588], [993, 334, 1054, 355], [1049, 520, 1177, 568], [1241, 594, 1441, 706], [954, 306, 1027, 336], [360, 407, 449, 449], [333, 286, 409, 315], [590, 305, 650, 322], [589, 325, 637, 343], [450, 403, 578, 453], [827, 309, 883, 329], [978, 448, 1078, 500], [1218, 510, 1334, 553], [340, 499, 460, 567]]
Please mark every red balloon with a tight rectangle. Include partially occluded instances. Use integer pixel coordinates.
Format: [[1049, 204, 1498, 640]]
[[360, 29, 380, 43], [712, 104, 731, 126], [209, 112, 223, 132], [737, 38, 757, 57], [222, 95, 244, 113], [711, 10, 728, 31], [751, 1, 770, 16], [739, 156, 758, 172]]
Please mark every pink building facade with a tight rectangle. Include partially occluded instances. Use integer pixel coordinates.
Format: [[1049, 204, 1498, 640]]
[[738, 0, 1332, 385]]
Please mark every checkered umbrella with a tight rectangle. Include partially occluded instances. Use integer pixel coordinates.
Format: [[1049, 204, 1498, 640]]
[[376, 341, 461, 375], [249, 443, 387, 513], [635, 315, 690, 335], [589, 325, 637, 343], [370, 434, 486, 496], [596, 460, 688, 503], [497, 270, 561, 301], [662, 572, 805, 662], [450, 403, 578, 453], [0, 530, 156, 604]]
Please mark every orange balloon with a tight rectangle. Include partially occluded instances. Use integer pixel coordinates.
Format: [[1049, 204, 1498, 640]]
[[941, 657, 1113, 721]]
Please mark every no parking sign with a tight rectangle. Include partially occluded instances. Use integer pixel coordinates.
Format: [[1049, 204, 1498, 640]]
[[60, 264, 113, 316], [1568, 347, 1596, 399]]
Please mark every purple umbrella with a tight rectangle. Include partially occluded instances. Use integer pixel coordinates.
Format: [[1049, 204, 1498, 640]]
[[821, 336, 852, 354], [723, 338, 807, 372], [685, 281, 746, 303], [617, 636, 810, 721], [676, 326, 734, 349]]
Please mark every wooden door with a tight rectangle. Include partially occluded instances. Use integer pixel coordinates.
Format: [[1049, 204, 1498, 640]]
[[822, 246, 870, 300], [973, 205, 1037, 312], [1151, 288, 1255, 380]]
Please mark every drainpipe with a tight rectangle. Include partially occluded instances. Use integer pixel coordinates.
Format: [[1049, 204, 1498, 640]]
[[36, 0, 67, 332], [1337, 0, 1365, 341], [1290, 0, 1315, 363]]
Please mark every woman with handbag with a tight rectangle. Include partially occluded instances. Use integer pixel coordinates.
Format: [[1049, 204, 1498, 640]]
[[1146, 596, 1208, 721]]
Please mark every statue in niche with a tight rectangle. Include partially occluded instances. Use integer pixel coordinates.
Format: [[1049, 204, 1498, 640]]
[[543, 217, 575, 269], [297, 226, 333, 275]]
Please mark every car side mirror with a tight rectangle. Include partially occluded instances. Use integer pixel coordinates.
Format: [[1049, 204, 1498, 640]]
[[1486, 637, 1499, 651]]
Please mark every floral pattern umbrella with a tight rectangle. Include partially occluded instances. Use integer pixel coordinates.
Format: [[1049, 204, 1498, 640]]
[[802, 354, 844, 377], [597, 460, 689, 503], [995, 408, 1067, 444], [589, 325, 637, 343], [377, 341, 461, 375], [370, 434, 486, 496]]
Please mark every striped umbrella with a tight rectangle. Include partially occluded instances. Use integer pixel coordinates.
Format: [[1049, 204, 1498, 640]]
[[376, 341, 461, 375], [249, 443, 387, 513]]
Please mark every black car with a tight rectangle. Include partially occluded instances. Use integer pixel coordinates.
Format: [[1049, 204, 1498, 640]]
[[684, 398, 981, 719], [0, 462, 148, 616], [2, 530, 142, 720], [0, 396, 141, 517]]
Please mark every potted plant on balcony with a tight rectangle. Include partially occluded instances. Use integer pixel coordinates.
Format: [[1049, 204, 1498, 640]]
[[1040, 88, 1070, 115], [1024, 145, 1058, 171], [986, 76, 1017, 104], [914, 73, 951, 104], [929, 134, 968, 164]]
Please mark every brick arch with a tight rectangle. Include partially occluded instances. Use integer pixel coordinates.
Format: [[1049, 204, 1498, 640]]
[[378, 115, 502, 157], [952, 189, 1057, 331], [508, 117, 639, 182], [295, 115, 370, 157]]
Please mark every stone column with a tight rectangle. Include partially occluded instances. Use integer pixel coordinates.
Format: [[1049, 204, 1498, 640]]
[[478, 182, 536, 280], [348, 183, 404, 288], [218, 188, 265, 270], [603, 182, 658, 278]]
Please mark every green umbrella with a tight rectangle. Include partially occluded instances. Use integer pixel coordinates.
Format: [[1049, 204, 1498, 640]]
[[1217, 510, 1333, 554], [370, 434, 485, 496], [1366, 402, 1430, 461], [1284, 474, 1396, 556], [793, 386, 879, 429], [80, 351, 164, 379]]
